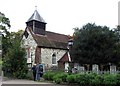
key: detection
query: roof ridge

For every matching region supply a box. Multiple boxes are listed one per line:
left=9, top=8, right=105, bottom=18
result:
left=46, top=31, right=68, bottom=36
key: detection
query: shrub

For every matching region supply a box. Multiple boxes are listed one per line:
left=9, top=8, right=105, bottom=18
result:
left=76, top=73, right=89, bottom=85
left=26, top=70, right=34, bottom=80
left=74, top=73, right=82, bottom=84
left=103, top=74, right=117, bottom=86
left=60, top=73, right=68, bottom=82
left=66, top=74, right=75, bottom=83
left=43, top=71, right=119, bottom=86
left=91, top=74, right=103, bottom=86
left=42, top=71, right=55, bottom=81
left=53, top=74, right=63, bottom=84
left=116, top=74, right=120, bottom=85
left=86, top=73, right=104, bottom=86
left=54, top=78, right=62, bottom=84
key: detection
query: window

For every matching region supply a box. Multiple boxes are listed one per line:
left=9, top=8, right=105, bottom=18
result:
left=52, top=53, right=56, bottom=64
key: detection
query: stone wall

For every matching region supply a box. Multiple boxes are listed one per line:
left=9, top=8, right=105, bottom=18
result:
left=41, top=48, right=67, bottom=68
left=22, top=28, right=37, bottom=65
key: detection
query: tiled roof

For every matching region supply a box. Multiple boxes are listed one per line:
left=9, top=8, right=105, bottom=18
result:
left=27, top=10, right=46, bottom=23
left=28, top=28, right=69, bottom=49
left=46, top=31, right=69, bottom=43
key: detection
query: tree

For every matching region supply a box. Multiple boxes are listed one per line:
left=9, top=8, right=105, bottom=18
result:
left=0, top=12, right=11, bottom=57
left=71, top=23, right=120, bottom=69
left=3, top=37, right=28, bottom=78
left=2, top=30, right=28, bottom=78
left=0, top=12, right=28, bottom=78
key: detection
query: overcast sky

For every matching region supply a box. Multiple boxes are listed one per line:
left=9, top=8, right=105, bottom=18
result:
left=0, top=0, right=119, bottom=35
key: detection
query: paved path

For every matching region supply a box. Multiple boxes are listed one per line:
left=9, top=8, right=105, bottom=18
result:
left=1, top=77, right=78, bottom=86
left=1, top=78, right=69, bottom=86
left=2, top=79, right=52, bottom=84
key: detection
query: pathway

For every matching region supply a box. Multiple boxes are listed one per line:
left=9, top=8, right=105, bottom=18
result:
left=1, top=77, right=68, bottom=86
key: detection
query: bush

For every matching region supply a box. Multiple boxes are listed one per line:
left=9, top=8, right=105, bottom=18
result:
left=53, top=74, right=62, bottom=84
left=116, top=74, right=120, bottom=85
left=85, top=73, right=104, bottom=86
left=54, top=78, right=62, bottom=84
left=103, top=74, right=117, bottom=86
left=60, top=73, right=68, bottom=82
left=66, top=74, right=75, bottom=83
left=43, top=71, right=55, bottom=81
left=90, top=74, right=103, bottom=86
left=43, top=71, right=120, bottom=86
left=26, top=70, right=33, bottom=80
left=75, top=73, right=88, bottom=85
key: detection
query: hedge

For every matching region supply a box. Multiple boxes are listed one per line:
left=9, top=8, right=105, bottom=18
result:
left=42, top=71, right=120, bottom=86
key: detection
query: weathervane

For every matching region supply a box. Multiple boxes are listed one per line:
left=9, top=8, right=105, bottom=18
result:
left=34, top=0, right=38, bottom=10
left=35, top=6, right=37, bottom=10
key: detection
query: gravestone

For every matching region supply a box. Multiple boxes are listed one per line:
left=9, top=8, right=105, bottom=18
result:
left=92, top=64, right=99, bottom=73
left=79, top=66, right=85, bottom=73
left=74, top=63, right=79, bottom=69
left=110, top=65, right=116, bottom=74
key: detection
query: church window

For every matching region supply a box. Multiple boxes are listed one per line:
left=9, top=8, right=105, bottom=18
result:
left=52, top=53, right=56, bottom=64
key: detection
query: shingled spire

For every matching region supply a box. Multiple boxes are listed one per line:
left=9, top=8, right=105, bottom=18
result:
left=26, top=10, right=47, bottom=35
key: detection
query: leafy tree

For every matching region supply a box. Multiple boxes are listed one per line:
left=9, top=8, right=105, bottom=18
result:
left=3, top=37, right=28, bottom=78
left=0, top=12, right=11, bottom=57
left=0, top=12, right=28, bottom=78
left=71, top=23, right=120, bottom=67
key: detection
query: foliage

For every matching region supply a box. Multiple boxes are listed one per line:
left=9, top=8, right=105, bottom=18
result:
left=54, top=78, right=62, bottom=84
left=75, top=73, right=88, bottom=85
left=0, top=12, right=11, bottom=34
left=90, top=74, right=103, bottom=85
left=53, top=73, right=68, bottom=84
left=66, top=74, right=75, bottom=83
left=43, top=71, right=68, bottom=84
left=71, top=23, right=120, bottom=65
left=42, top=71, right=55, bottom=81
left=0, top=12, right=11, bottom=57
left=103, top=74, right=117, bottom=86
left=3, top=38, right=28, bottom=78
left=116, top=74, right=120, bottom=85
left=53, top=74, right=63, bottom=84
left=60, top=73, right=68, bottom=82
left=0, top=12, right=27, bottom=79
left=43, top=71, right=120, bottom=86
left=26, top=70, right=33, bottom=80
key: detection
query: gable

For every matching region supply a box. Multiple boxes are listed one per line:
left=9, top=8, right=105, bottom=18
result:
left=22, top=28, right=37, bottom=47
left=58, top=52, right=71, bottom=62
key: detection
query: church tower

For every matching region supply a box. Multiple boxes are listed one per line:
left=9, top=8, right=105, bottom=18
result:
left=26, top=10, right=47, bottom=35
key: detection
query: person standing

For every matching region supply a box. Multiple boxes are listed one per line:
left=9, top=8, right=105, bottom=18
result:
left=35, top=63, right=41, bottom=81
left=32, top=64, right=36, bottom=81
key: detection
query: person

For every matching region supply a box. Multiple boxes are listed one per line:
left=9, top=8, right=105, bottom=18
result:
left=32, top=64, right=36, bottom=81
left=35, top=63, right=43, bottom=81
left=35, top=63, right=41, bottom=81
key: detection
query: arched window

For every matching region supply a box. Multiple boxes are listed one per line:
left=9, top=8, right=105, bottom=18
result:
left=52, top=53, right=56, bottom=64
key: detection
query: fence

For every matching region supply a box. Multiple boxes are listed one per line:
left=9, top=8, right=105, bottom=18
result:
left=76, top=70, right=120, bottom=74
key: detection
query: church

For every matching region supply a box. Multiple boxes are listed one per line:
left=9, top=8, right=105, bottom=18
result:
left=21, top=10, right=71, bottom=71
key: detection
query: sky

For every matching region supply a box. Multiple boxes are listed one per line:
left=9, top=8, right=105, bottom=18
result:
left=0, top=0, right=119, bottom=35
